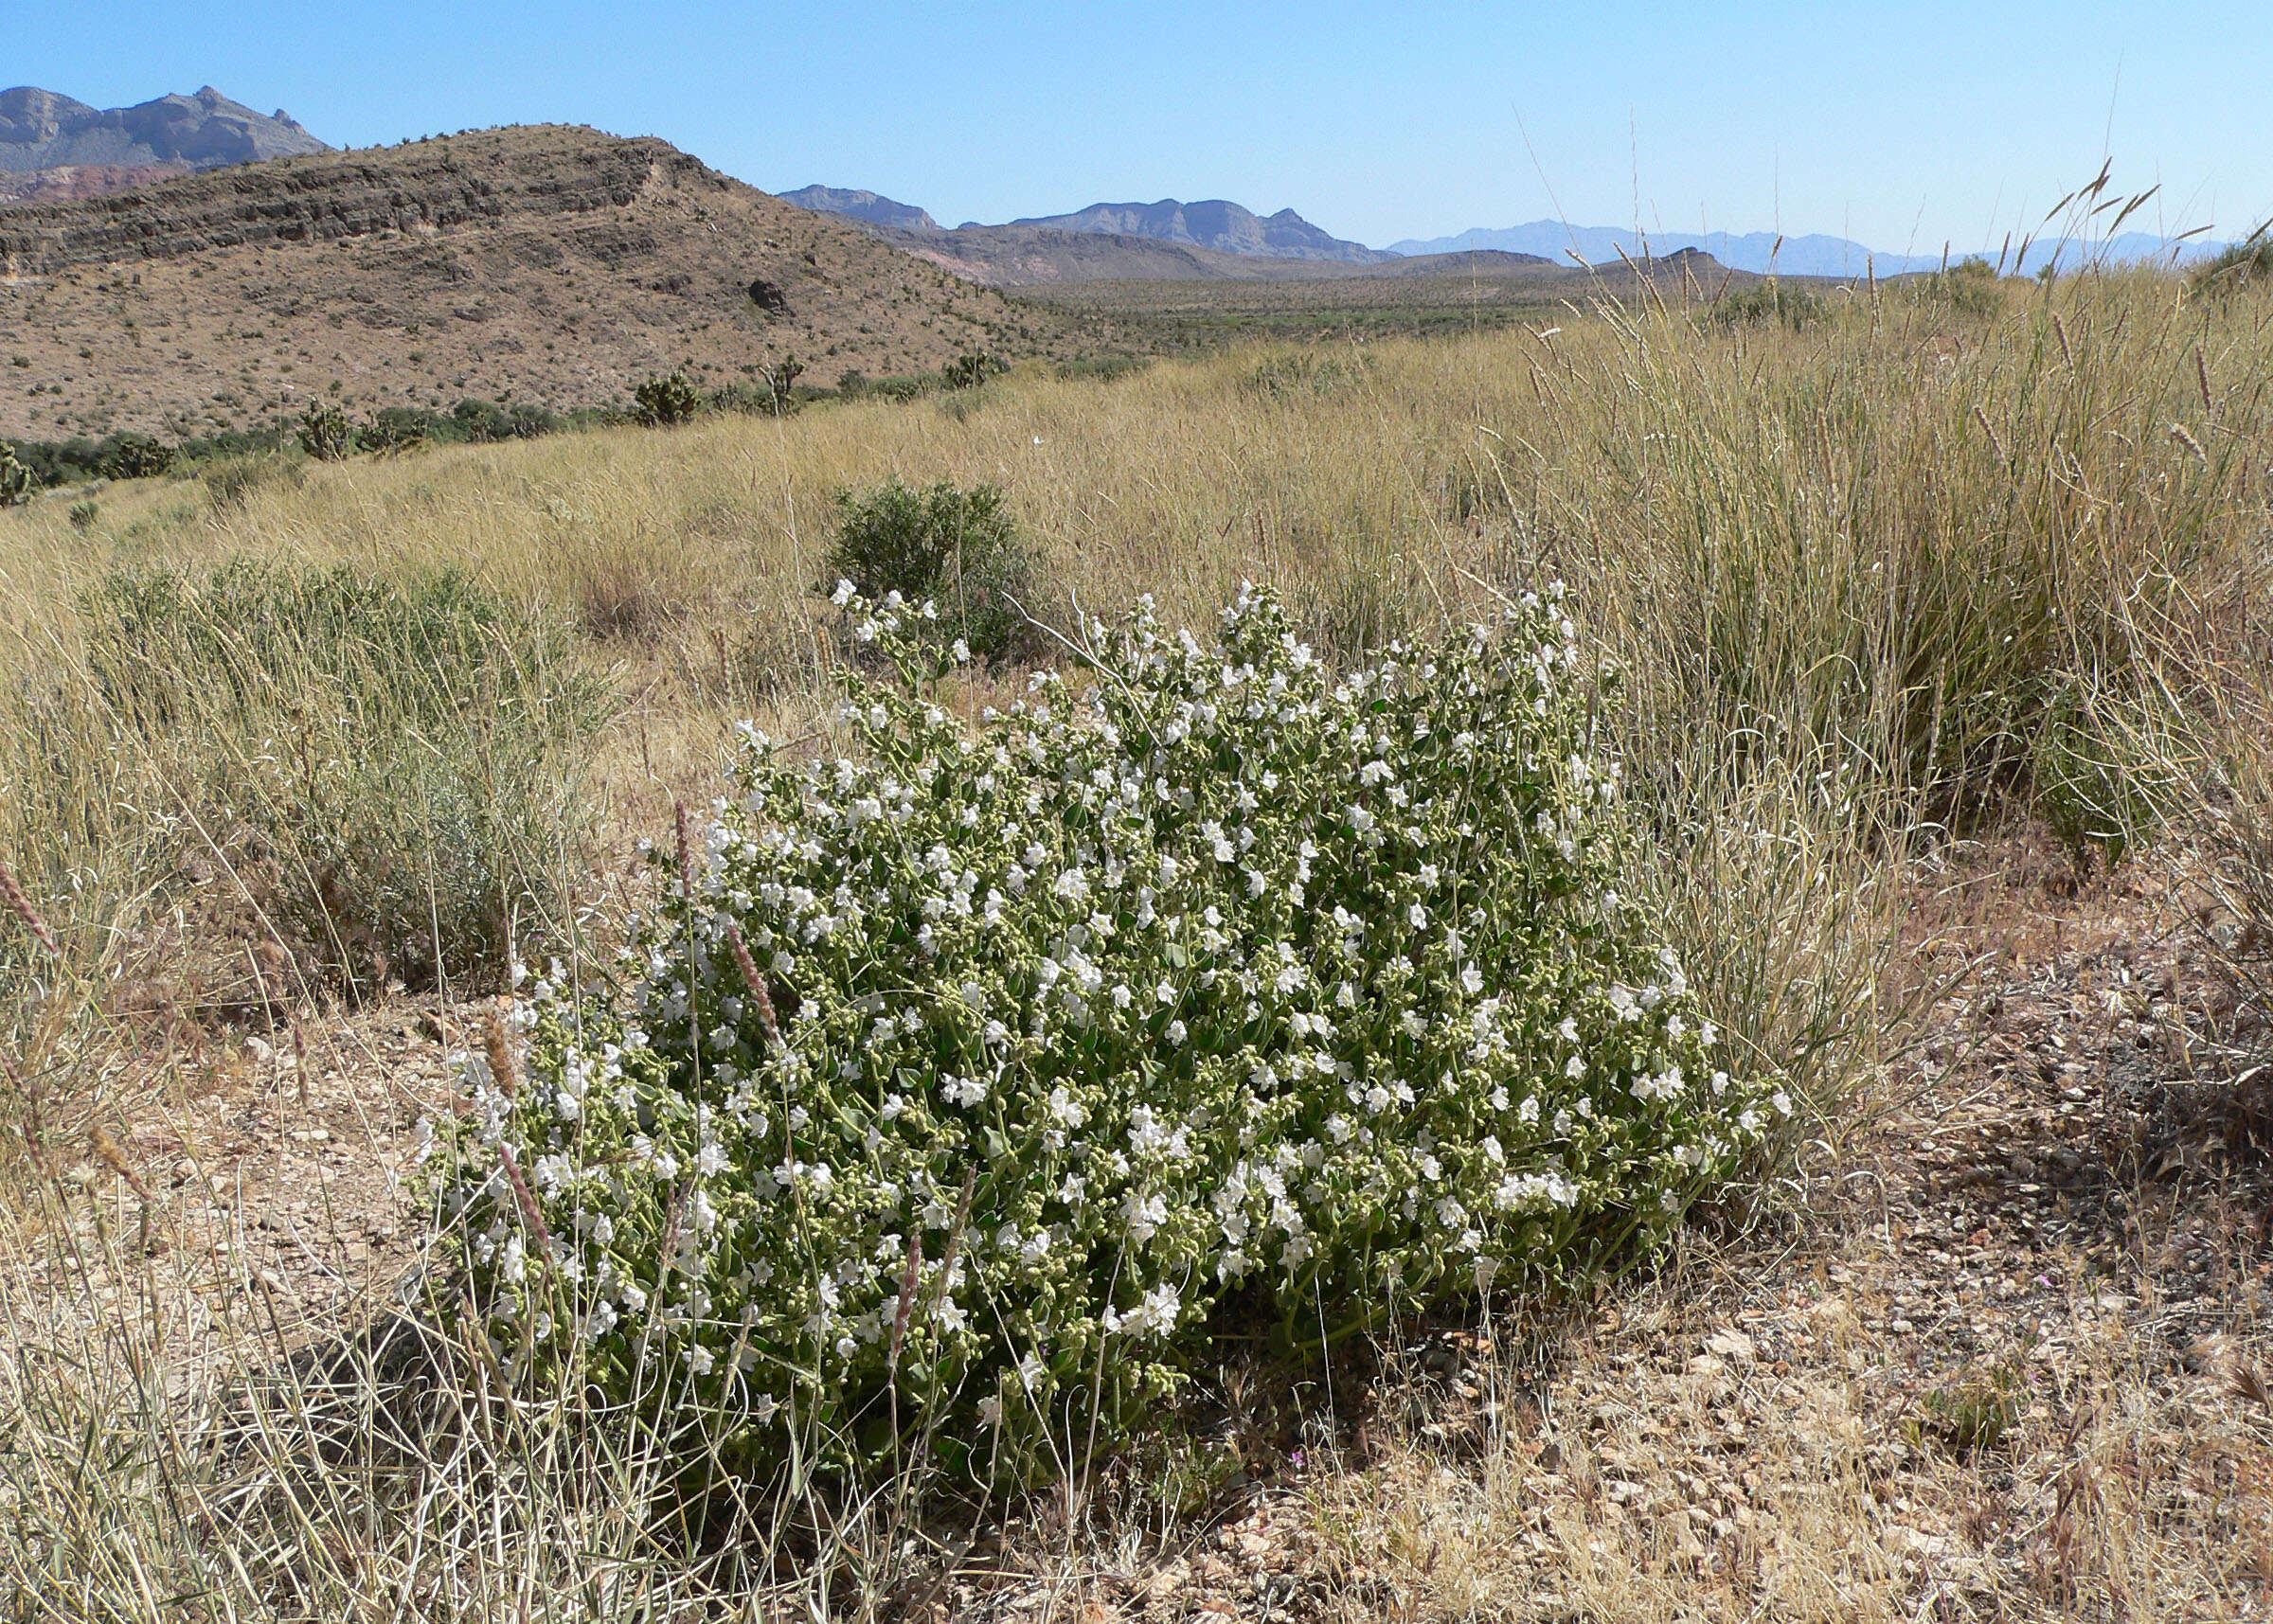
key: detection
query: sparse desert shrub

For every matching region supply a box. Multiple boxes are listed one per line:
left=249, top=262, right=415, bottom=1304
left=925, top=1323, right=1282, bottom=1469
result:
left=362, top=407, right=433, bottom=455
left=78, top=562, right=612, bottom=991
left=450, top=397, right=557, bottom=443
left=66, top=500, right=98, bottom=531
left=634, top=372, right=705, bottom=428
left=1908, top=256, right=2004, bottom=315
left=1243, top=349, right=1371, bottom=400
left=432, top=585, right=1782, bottom=1491
left=2192, top=225, right=2273, bottom=296
left=200, top=452, right=304, bottom=509
left=942, top=350, right=1010, bottom=389
left=96, top=433, right=174, bottom=481
left=1056, top=355, right=1146, bottom=384
left=296, top=401, right=353, bottom=461
left=835, top=368, right=870, bottom=397
left=1710, top=280, right=1825, bottom=330
left=824, top=476, right=1042, bottom=662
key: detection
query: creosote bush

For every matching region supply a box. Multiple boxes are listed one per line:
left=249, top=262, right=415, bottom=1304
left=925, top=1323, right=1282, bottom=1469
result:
left=432, top=584, right=1784, bottom=1490
left=824, top=476, right=1042, bottom=663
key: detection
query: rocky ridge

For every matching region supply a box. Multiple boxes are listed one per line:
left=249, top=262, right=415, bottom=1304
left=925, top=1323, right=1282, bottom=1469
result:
left=0, top=124, right=1086, bottom=439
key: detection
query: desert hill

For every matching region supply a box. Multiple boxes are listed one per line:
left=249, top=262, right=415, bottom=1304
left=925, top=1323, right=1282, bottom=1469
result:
left=0, top=125, right=1086, bottom=441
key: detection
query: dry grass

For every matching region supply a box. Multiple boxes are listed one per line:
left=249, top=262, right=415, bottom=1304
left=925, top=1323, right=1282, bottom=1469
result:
left=2, top=268, right=2270, bottom=1619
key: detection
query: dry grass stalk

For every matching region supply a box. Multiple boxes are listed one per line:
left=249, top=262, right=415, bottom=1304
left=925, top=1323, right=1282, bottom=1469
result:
left=0, top=857, right=59, bottom=956
left=725, top=920, right=779, bottom=1045
left=481, top=1003, right=521, bottom=1099
left=86, top=1124, right=148, bottom=1202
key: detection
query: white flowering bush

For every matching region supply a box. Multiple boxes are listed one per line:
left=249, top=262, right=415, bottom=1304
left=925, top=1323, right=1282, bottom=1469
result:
left=426, top=583, right=1785, bottom=1484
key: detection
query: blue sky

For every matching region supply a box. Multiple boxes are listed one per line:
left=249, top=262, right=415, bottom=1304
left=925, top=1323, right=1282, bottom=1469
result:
left=13, top=2, right=2269, bottom=253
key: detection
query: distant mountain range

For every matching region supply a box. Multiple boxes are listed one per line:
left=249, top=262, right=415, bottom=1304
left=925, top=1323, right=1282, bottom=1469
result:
left=779, top=184, right=938, bottom=231
left=1388, top=221, right=2236, bottom=277
left=785, top=184, right=2237, bottom=282
left=0, top=85, right=328, bottom=206
left=1001, top=199, right=1390, bottom=264
left=785, top=187, right=1388, bottom=265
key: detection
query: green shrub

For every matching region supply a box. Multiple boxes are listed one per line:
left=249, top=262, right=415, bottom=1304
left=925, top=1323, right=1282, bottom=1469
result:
left=1244, top=350, right=1371, bottom=399
left=2192, top=226, right=2273, bottom=296
left=200, top=452, right=304, bottom=509
left=361, top=407, right=432, bottom=455
left=66, top=500, right=98, bottom=531
left=296, top=402, right=353, bottom=461
left=97, top=433, right=173, bottom=481
left=942, top=351, right=1009, bottom=389
left=633, top=372, right=704, bottom=428
left=1711, top=280, right=1825, bottom=331
left=1909, top=257, right=2003, bottom=316
left=431, top=585, right=1782, bottom=1490
left=452, top=397, right=560, bottom=442
left=1056, top=355, right=1147, bottom=384
left=824, top=477, right=1042, bottom=663
left=79, top=562, right=613, bottom=991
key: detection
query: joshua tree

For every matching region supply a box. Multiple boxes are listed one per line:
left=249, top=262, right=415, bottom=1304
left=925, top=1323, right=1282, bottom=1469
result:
left=0, top=444, right=32, bottom=506
left=296, top=401, right=353, bottom=461
left=633, top=372, right=704, bottom=427
left=763, top=353, right=805, bottom=416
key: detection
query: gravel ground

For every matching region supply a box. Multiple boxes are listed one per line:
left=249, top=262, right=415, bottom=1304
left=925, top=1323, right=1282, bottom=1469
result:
left=15, top=838, right=2271, bottom=1621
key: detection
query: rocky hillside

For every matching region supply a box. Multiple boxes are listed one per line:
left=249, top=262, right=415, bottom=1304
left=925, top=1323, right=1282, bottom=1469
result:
left=0, top=125, right=1087, bottom=441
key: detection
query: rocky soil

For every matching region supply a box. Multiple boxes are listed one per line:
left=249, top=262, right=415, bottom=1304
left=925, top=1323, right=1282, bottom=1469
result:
left=16, top=835, right=2269, bottom=1620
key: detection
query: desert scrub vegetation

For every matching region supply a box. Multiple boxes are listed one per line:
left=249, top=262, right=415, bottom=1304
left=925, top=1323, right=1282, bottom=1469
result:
left=1, top=265, right=2271, bottom=1619
left=438, top=584, right=1783, bottom=1491
left=1, top=562, right=610, bottom=1009
left=824, top=477, right=1043, bottom=663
